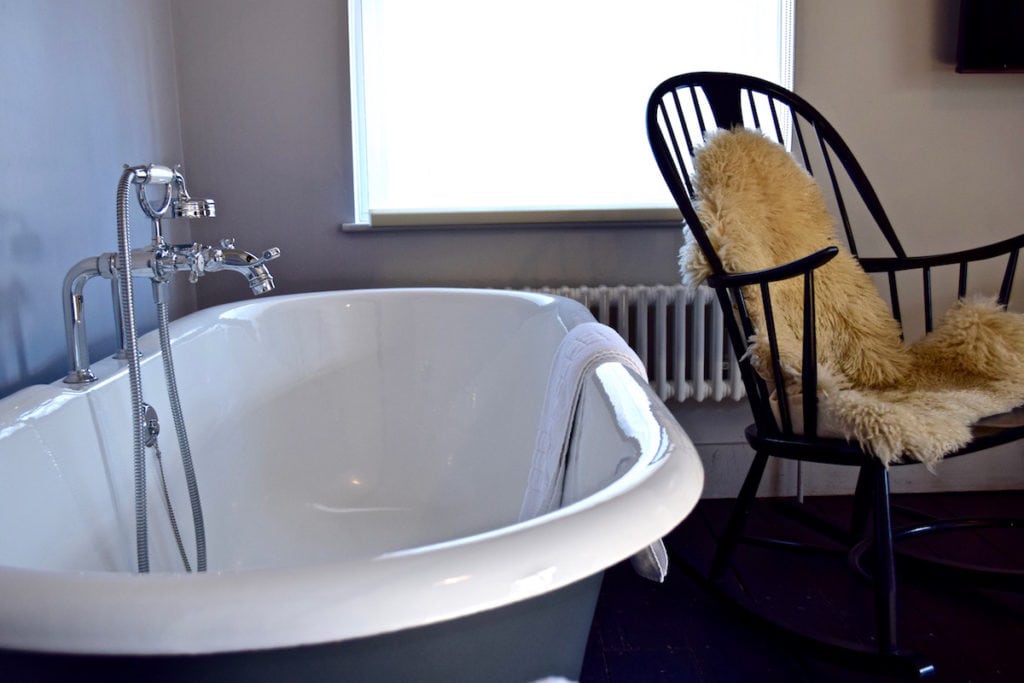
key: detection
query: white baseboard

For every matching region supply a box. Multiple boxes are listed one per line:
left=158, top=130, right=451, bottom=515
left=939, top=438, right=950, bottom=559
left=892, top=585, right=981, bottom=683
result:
left=669, top=401, right=1024, bottom=498
left=694, top=441, right=1024, bottom=499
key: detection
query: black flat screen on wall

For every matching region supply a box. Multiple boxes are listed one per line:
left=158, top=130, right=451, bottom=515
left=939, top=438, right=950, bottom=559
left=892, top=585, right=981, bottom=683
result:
left=956, top=0, right=1024, bottom=72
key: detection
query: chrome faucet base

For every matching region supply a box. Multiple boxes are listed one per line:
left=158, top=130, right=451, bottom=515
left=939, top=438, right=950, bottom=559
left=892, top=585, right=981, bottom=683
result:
left=63, top=368, right=97, bottom=385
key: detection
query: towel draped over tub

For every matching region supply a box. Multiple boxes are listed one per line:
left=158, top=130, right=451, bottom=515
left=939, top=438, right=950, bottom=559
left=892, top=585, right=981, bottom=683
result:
left=519, top=322, right=669, bottom=582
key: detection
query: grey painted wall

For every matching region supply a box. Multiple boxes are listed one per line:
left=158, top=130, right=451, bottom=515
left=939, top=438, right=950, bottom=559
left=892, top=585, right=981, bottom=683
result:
left=169, top=0, right=684, bottom=310
left=170, top=0, right=1024, bottom=495
left=170, top=1, right=1024, bottom=313
left=2, top=1, right=1022, bottom=493
left=0, top=0, right=193, bottom=398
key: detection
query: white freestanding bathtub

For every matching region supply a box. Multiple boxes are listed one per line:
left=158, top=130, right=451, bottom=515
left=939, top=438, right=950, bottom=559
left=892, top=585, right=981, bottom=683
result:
left=0, top=288, right=702, bottom=681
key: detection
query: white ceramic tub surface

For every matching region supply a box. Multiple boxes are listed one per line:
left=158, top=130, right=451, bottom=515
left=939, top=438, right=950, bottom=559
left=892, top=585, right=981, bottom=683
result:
left=0, top=288, right=703, bottom=656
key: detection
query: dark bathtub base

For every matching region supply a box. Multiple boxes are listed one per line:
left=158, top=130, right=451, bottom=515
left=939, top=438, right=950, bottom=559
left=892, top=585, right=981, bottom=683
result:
left=0, top=572, right=603, bottom=682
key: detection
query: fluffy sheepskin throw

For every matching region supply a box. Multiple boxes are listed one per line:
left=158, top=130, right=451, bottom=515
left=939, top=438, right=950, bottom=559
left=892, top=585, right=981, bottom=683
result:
left=680, top=128, right=1024, bottom=466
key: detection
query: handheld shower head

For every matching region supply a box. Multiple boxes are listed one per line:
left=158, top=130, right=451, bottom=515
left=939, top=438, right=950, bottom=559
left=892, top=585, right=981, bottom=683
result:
left=169, top=167, right=216, bottom=219
left=171, top=197, right=216, bottom=219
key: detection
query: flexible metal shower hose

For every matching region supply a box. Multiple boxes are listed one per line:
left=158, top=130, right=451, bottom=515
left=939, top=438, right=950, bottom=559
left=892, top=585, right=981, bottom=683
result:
left=153, top=440, right=191, bottom=572
left=115, top=168, right=149, bottom=573
left=117, top=166, right=208, bottom=574
left=156, top=300, right=207, bottom=572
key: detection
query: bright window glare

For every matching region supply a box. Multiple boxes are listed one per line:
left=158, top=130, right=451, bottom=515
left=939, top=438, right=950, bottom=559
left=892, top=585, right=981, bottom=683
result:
left=351, top=0, right=793, bottom=225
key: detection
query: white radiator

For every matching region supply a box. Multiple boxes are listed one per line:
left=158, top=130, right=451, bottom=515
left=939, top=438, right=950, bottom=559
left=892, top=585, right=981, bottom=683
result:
left=525, top=284, right=745, bottom=402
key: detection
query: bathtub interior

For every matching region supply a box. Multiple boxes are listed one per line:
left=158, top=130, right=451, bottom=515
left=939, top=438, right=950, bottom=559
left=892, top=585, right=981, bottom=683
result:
left=0, top=289, right=613, bottom=573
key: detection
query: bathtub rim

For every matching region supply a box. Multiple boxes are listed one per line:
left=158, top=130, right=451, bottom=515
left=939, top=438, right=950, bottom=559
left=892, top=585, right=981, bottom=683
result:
left=0, top=287, right=704, bottom=656
left=39, top=287, right=597, bottom=395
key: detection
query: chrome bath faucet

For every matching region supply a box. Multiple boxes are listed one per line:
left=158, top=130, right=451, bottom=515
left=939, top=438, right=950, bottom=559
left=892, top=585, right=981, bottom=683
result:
left=62, top=164, right=280, bottom=384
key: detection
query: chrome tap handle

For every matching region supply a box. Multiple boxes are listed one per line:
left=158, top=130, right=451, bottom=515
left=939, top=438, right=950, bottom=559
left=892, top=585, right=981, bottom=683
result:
left=155, top=242, right=207, bottom=283
left=261, top=247, right=281, bottom=263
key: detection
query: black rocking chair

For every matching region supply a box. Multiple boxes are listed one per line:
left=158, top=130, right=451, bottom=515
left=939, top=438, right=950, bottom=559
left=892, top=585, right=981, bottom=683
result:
left=646, top=71, right=1024, bottom=677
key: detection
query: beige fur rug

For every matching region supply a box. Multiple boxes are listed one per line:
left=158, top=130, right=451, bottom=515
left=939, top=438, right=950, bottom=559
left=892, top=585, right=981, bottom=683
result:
left=679, top=128, right=1024, bottom=466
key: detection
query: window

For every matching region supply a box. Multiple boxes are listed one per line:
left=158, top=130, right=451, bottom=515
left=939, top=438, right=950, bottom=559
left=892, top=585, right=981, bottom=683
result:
left=348, top=0, right=794, bottom=229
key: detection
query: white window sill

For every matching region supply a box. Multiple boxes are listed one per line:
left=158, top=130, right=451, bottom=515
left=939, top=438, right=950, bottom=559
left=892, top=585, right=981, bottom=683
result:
left=342, top=207, right=682, bottom=232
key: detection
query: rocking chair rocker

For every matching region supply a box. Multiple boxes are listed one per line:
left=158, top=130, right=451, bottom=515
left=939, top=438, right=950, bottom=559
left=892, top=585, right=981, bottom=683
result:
left=646, top=71, right=1024, bottom=677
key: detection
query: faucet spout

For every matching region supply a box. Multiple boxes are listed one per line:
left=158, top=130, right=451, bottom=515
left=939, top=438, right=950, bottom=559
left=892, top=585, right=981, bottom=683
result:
left=203, top=243, right=281, bottom=295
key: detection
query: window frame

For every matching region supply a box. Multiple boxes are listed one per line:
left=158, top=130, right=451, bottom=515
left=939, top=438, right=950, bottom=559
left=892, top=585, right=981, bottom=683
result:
left=345, top=0, right=795, bottom=232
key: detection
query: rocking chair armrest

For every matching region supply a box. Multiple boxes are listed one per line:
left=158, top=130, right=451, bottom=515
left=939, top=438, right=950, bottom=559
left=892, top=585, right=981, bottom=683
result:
left=859, top=233, right=1024, bottom=273
left=706, top=246, right=839, bottom=288
left=705, top=247, right=835, bottom=440
left=860, top=232, right=1024, bottom=330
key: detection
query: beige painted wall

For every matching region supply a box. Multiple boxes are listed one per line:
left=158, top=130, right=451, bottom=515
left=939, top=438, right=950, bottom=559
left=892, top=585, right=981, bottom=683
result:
left=687, top=0, right=1024, bottom=496
left=795, top=1, right=1023, bottom=261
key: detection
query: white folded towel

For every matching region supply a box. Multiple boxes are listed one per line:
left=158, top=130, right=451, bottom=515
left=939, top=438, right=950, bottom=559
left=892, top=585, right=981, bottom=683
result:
left=518, top=322, right=669, bottom=582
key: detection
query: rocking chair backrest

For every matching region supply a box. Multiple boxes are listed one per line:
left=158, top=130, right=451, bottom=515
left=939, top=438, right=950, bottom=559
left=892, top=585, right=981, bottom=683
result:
left=647, top=72, right=907, bottom=266
left=646, top=72, right=908, bottom=439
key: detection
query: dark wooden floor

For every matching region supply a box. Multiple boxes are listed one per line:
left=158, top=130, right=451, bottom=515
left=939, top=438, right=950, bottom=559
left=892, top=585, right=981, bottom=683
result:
left=580, top=491, right=1024, bottom=682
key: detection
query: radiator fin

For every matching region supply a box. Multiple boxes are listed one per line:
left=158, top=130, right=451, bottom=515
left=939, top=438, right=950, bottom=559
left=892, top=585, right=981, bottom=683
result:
left=524, top=285, right=744, bottom=402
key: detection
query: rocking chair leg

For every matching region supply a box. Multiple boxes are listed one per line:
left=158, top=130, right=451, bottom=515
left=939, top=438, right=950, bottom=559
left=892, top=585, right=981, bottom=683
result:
left=850, top=464, right=872, bottom=544
left=710, top=449, right=771, bottom=580
left=870, top=460, right=899, bottom=654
